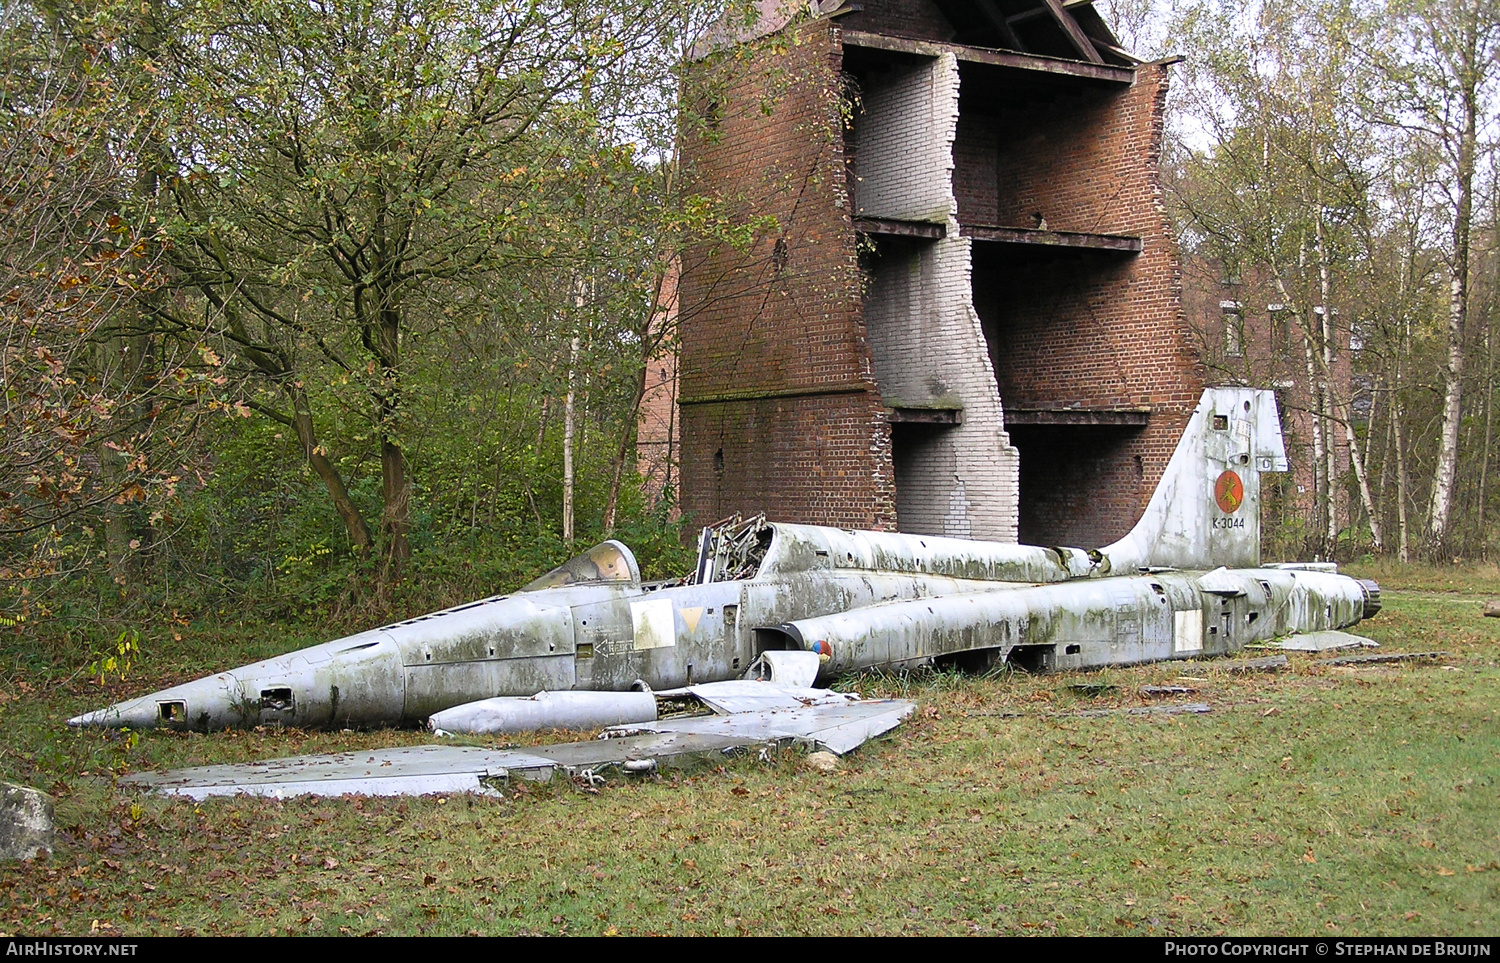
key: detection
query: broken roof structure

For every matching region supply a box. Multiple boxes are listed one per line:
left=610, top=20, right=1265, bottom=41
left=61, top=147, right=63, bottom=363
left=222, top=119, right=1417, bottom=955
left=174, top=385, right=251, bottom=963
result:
left=666, top=0, right=1203, bottom=548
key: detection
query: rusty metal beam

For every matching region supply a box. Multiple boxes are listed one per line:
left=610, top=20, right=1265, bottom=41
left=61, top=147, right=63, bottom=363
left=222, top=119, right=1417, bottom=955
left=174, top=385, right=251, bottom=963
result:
left=888, top=406, right=964, bottom=425
left=840, top=29, right=1133, bottom=85
left=1005, top=407, right=1151, bottom=426
left=854, top=216, right=947, bottom=240
left=961, top=224, right=1142, bottom=252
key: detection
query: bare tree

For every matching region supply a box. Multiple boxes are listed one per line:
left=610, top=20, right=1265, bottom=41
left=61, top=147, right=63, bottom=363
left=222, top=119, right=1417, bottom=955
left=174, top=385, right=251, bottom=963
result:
left=1363, top=0, right=1500, bottom=558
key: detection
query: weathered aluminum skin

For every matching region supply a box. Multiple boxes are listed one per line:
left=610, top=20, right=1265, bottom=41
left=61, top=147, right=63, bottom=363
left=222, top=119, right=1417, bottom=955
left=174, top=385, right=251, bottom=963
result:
left=426, top=690, right=658, bottom=735
left=123, top=696, right=916, bottom=799
left=72, top=387, right=1383, bottom=734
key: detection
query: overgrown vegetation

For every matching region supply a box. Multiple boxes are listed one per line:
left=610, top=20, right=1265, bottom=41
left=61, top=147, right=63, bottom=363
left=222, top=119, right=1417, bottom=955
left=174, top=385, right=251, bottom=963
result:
left=1, top=0, right=734, bottom=636
left=0, top=567, right=1493, bottom=935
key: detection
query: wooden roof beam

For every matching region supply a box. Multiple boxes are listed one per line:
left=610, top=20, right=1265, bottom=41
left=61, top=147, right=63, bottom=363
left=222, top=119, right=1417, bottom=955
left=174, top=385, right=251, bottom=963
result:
left=840, top=30, right=1134, bottom=85
left=973, top=0, right=1027, bottom=52
left=1039, top=0, right=1105, bottom=63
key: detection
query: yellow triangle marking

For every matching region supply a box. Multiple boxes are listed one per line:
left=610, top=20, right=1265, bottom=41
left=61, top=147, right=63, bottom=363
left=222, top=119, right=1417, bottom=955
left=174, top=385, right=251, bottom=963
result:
left=680, top=607, right=704, bottom=633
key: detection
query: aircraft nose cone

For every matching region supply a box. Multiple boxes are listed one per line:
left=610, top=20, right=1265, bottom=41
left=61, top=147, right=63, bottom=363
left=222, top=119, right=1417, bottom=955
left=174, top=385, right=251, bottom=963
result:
left=67, top=695, right=181, bottom=730
left=66, top=632, right=407, bottom=731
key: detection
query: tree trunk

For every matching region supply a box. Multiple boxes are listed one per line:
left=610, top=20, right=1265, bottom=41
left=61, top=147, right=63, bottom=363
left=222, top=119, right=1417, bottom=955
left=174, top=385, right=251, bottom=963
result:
left=1425, top=45, right=1479, bottom=560
left=365, top=294, right=410, bottom=579
left=562, top=330, right=579, bottom=543
left=1314, top=214, right=1382, bottom=553
left=602, top=359, right=649, bottom=534
left=289, top=385, right=373, bottom=555
left=1394, top=385, right=1411, bottom=563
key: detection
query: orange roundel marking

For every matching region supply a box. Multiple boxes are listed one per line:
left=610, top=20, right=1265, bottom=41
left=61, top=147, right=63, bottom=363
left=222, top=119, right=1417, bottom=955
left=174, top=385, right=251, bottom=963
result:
left=1215, top=470, right=1245, bottom=514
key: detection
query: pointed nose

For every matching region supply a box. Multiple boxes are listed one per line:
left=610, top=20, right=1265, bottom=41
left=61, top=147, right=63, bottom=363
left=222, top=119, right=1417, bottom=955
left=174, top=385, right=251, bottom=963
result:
left=67, top=632, right=406, bottom=731
left=67, top=703, right=158, bottom=729
left=67, top=672, right=243, bottom=730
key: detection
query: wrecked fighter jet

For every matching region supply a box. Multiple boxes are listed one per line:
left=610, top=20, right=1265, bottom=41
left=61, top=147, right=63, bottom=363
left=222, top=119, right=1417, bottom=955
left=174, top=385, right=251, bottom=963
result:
left=71, top=386, right=1381, bottom=734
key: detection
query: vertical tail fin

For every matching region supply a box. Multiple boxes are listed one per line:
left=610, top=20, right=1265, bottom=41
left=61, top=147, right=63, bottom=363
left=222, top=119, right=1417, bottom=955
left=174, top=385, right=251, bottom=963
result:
left=1099, top=387, right=1288, bottom=572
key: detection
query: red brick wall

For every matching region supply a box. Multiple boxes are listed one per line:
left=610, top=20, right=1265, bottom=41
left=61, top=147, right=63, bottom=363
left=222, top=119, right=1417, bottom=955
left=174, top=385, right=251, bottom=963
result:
left=970, top=65, right=1205, bottom=542
left=1008, top=424, right=1147, bottom=545
left=682, top=392, right=897, bottom=529
left=637, top=262, right=680, bottom=512
left=678, top=21, right=898, bottom=532
left=838, top=0, right=957, bottom=43
left=953, top=108, right=999, bottom=226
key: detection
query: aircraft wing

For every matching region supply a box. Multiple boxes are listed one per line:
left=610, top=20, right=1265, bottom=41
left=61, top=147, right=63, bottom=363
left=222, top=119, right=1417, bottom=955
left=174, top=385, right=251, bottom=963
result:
left=121, top=693, right=914, bottom=800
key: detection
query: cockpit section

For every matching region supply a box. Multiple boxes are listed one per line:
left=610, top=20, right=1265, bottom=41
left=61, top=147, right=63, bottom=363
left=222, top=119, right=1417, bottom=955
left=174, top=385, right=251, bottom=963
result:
left=689, top=514, right=773, bottom=584
left=520, top=540, right=641, bottom=592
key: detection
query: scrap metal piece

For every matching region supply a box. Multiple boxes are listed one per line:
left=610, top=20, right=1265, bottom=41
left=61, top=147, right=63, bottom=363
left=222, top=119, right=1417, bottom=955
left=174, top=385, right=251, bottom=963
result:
left=1139, top=685, right=1197, bottom=697
left=743, top=650, right=821, bottom=687
left=655, top=680, right=857, bottom=716
left=1315, top=651, right=1450, bottom=667
left=604, top=698, right=915, bottom=756
left=1484, top=600, right=1500, bottom=618
left=1271, top=630, right=1379, bottom=652
left=1217, top=655, right=1289, bottom=673
left=1074, top=702, right=1212, bottom=718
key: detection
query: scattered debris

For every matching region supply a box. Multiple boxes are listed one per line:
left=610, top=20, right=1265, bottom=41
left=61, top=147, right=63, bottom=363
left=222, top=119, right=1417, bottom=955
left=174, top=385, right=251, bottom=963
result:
left=1484, top=600, right=1500, bottom=618
left=1068, top=681, right=1118, bottom=695
left=1140, top=685, right=1197, bottom=697
left=1315, top=651, right=1450, bottom=668
left=1326, top=666, right=1400, bottom=682
left=0, top=783, right=54, bottom=862
left=1075, top=703, right=1213, bottom=718
left=1217, top=655, right=1289, bottom=673
left=1268, top=630, right=1379, bottom=652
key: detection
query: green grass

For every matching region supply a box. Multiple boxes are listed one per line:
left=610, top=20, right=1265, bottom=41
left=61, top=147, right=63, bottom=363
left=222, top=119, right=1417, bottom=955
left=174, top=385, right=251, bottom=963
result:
left=0, top=567, right=1496, bottom=935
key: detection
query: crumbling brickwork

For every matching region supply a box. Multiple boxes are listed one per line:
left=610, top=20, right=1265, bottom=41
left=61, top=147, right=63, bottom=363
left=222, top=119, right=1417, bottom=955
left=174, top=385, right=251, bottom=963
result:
left=966, top=64, right=1204, bottom=544
left=854, top=53, right=1020, bottom=540
left=671, top=0, right=1205, bottom=547
left=677, top=21, right=897, bottom=531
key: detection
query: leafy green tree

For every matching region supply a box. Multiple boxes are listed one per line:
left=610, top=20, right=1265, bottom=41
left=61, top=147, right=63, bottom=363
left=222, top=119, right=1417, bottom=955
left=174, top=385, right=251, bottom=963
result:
left=1361, top=0, right=1499, bottom=558
left=0, top=1, right=226, bottom=620
left=143, top=0, right=707, bottom=580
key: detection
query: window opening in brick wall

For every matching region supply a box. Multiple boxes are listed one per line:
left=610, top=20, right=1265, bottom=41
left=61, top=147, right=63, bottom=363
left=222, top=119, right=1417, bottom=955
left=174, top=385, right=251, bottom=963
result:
left=1268, top=303, right=1290, bottom=354
left=1220, top=300, right=1244, bottom=358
